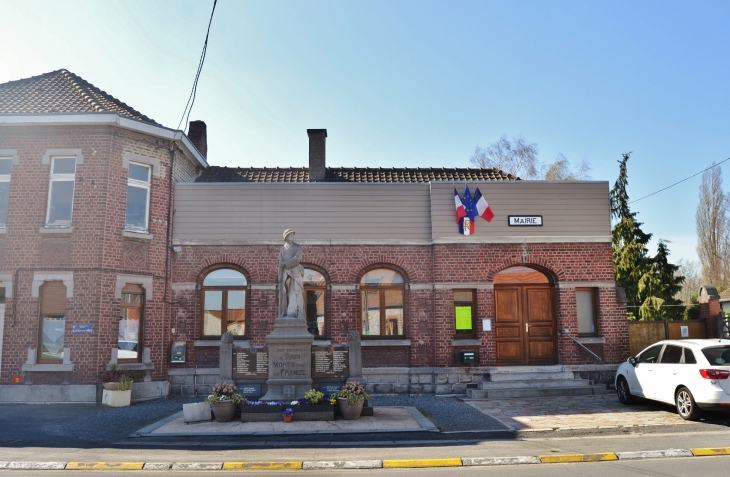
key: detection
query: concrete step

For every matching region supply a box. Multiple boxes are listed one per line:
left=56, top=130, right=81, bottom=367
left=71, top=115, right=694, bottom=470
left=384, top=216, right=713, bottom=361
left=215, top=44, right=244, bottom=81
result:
left=466, top=385, right=605, bottom=399
left=478, top=379, right=591, bottom=390
left=490, top=365, right=565, bottom=373
left=487, top=371, right=576, bottom=382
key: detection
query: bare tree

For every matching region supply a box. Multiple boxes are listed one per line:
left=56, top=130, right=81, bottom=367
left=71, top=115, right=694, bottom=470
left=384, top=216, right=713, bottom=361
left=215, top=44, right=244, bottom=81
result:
left=470, top=135, right=590, bottom=180
left=696, top=164, right=730, bottom=288
left=675, top=258, right=701, bottom=304
left=469, top=135, right=540, bottom=179
left=543, top=153, right=592, bottom=181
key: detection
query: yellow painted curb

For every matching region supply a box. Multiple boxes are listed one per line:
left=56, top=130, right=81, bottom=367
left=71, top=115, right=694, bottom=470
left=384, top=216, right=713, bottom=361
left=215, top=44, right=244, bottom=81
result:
left=540, top=453, right=618, bottom=463
left=65, top=462, right=145, bottom=470
left=223, top=462, right=303, bottom=470
left=691, top=448, right=730, bottom=456
left=383, top=458, right=462, bottom=468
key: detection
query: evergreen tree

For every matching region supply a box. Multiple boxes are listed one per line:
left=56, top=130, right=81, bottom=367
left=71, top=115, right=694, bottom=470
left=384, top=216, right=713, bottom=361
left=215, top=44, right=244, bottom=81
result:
left=637, top=240, right=685, bottom=320
left=610, top=153, right=685, bottom=320
left=610, top=153, right=652, bottom=318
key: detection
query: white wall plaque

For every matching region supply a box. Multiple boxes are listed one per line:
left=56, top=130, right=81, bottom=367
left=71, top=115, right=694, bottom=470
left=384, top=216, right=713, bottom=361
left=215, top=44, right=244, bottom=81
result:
left=508, top=215, right=543, bottom=226
left=482, top=318, right=492, bottom=332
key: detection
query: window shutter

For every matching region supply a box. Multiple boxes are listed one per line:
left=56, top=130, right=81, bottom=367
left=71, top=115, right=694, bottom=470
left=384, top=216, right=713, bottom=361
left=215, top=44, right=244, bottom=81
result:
left=122, top=283, right=144, bottom=294
left=40, top=281, right=67, bottom=315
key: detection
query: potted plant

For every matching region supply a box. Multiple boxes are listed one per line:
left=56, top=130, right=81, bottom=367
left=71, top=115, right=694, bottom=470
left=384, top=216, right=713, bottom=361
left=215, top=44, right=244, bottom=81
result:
left=336, top=381, right=370, bottom=420
left=206, top=382, right=244, bottom=422
left=282, top=407, right=294, bottom=423
left=99, top=365, right=133, bottom=407
left=99, top=364, right=133, bottom=391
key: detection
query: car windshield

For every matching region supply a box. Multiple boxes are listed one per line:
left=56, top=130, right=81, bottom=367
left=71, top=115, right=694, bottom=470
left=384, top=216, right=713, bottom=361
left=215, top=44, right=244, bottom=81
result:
left=701, top=346, right=730, bottom=366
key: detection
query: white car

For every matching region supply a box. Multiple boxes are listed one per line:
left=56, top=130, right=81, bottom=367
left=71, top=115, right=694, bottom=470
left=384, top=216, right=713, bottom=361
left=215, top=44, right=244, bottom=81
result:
left=615, top=339, right=730, bottom=420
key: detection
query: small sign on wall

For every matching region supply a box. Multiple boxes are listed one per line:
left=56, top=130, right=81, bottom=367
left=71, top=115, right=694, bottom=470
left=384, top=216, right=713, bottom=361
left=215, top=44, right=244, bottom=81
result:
left=482, top=318, right=492, bottom=332
left=11, top=375, right=23, bottom=384
left=508, top=215, right=543, bottom=226
left=681, top=325, right=689, bottom=338
left=72, top=324, right=93, bottom=334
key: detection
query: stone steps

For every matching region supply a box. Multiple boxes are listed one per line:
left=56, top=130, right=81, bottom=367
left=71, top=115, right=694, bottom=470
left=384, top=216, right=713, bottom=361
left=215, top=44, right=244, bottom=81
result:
left=466, top=385, right=606, bottom=399
left=465, top=366, right=607, bottom=399
left=487, top=371, right=576, bottom=382
left=477, top=379, right=591, bottom=390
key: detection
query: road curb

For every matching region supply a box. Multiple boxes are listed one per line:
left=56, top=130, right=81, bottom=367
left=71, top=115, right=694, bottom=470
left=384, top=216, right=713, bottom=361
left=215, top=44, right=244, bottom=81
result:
left=1, top=448, right=729, bottom=471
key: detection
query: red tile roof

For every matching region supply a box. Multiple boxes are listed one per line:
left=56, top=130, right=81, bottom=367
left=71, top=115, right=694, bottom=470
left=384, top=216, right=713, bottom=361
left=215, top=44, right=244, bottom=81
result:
left=0, top=69, right=156, bottom=124
left=196, top=166, right=519, bottom=183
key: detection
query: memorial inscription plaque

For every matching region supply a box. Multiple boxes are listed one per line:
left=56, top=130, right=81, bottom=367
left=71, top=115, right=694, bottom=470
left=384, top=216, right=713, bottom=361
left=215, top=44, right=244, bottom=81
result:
left=311, top=347, right=349, bottom=379
left=233, top=348, right=269, bottom=379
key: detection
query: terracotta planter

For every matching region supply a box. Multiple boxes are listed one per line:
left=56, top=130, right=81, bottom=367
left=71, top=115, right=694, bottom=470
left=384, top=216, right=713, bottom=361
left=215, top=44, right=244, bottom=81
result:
left=283, top=414, right=293, bottom=423
left=211, top=401, right=237, bottom=422
left=337, top=397, right=364, bottom=420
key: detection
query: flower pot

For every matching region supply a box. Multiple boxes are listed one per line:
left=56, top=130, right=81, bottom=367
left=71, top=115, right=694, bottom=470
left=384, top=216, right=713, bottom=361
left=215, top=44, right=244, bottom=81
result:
left=102, top=382, right=120, bottom=391
left=283, top=414, right=293, bottom=423
left=211, top=401, right=237, bottom=422
left=337, top=397, right=364, bottom=420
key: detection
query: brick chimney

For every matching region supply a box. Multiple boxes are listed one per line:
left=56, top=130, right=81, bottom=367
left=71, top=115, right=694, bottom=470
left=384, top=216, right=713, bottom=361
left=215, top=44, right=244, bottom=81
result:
left=187, top=120, right=207, bottom=159
left=307, top=129, right=327, bottom=182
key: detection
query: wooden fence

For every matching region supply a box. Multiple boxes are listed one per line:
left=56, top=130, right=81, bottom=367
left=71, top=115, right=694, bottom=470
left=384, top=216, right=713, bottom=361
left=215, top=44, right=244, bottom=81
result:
left=628, top=320, right=707, bottom=356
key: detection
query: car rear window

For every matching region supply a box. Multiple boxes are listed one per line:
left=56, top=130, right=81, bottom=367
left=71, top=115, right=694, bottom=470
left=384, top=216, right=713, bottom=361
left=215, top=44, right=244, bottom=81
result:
left=684, top=349, right=697, bottom=364
left=701, top=346, right=730, bottom=366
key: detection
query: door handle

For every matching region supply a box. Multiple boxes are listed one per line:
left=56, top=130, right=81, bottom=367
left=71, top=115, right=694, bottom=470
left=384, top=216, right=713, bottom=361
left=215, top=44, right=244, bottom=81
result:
left=525, top=323, right=529, bottom=333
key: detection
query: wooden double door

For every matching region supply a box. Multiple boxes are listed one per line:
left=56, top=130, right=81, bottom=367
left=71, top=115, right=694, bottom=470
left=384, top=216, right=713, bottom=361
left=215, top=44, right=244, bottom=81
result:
left=494, top=284, right=557, bottom=365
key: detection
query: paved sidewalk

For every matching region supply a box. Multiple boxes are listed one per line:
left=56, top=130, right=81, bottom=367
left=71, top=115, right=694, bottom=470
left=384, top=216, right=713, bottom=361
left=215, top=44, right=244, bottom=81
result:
left=138, top=406, right=438, bottom=437
left=465, top=394, right=692, bottom=431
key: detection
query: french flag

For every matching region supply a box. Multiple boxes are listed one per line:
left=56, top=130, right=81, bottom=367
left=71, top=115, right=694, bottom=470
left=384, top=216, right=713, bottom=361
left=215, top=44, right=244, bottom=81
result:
left=454, top=188, right=466, bottom=223
left=474, top=187, right=495, bottom=222
left=459, top=185, right=477, bottom=236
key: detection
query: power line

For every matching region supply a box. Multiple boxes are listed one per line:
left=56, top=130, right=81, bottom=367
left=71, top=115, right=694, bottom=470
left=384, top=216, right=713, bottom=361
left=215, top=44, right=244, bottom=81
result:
left=177, top=0, right=218, bottom=131
left=629, top=157, right=730, bottom=204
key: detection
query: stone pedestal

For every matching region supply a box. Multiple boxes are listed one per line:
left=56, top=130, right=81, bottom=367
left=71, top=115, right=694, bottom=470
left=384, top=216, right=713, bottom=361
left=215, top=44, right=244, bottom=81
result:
left=260, top=316, right=314, bottom=401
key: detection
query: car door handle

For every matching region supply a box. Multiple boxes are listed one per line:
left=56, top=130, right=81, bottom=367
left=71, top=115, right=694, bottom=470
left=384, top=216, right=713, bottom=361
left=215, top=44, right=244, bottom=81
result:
left=672, top=372, right=678, bottom=375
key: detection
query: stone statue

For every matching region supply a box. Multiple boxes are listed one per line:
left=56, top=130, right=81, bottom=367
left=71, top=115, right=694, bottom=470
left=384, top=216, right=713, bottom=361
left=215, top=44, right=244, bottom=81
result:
left=278, top=229, right=304, bottom=319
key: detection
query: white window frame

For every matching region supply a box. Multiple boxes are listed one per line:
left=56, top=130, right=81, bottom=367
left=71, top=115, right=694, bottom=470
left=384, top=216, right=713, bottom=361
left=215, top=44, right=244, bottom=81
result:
left=0, top=157, right=12, bottom=229
left=124, top=162, right=152, bottom=234
left=45, top=156, right=76, bottom=228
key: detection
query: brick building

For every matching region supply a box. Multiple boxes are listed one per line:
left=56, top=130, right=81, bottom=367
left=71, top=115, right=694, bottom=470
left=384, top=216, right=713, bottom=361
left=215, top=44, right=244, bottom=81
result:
left=0, top=70, right=628, bottom=402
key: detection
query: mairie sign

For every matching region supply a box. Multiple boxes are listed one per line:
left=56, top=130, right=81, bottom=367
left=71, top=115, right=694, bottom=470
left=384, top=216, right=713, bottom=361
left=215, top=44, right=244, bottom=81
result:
left=508, top=215, right=542, bottom=226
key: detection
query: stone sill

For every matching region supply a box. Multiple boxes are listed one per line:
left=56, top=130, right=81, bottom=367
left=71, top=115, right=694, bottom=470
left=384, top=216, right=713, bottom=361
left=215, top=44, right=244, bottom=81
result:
left=361, top=339, right=411, bottom=347
left=312, top=340, right=333, bottom=347
left=112, top=363, right=154, bottom=372
left=21, top=363, right=73, bottom=372
left=451, top=339, right=481, bottom=346
left=122, top=230, right=153, bottom=241
left=39, top=227, right=73, bottom=234
left=195, top=340, right=250, bottom=347
left=0, top=228, right=5, bottom=235
left=576, top=337, right=606, bottom=344
left=168, top=368, right=219, bottom=376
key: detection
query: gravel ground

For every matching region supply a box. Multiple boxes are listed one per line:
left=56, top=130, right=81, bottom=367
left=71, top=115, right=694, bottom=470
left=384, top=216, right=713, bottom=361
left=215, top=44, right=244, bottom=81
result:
left=0, top=394, right=506, bottom=446
left=369, top=394, right=508, bottom=432
left=0, top=396, right=199, bottom=446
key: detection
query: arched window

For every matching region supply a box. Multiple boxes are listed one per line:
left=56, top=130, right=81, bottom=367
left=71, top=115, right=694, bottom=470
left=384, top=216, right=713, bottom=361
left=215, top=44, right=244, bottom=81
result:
left=304, top=268, right=327, bottom=338
left=201, top=268, right=247, bottom=338
left=360, top=268, right=405, bottom=337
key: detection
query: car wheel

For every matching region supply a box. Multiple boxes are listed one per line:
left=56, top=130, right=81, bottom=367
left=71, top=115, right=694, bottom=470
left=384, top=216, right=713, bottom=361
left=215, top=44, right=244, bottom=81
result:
left=616, top=376, right=636, bottom=404
left=675, top=386, right=702, bottom=421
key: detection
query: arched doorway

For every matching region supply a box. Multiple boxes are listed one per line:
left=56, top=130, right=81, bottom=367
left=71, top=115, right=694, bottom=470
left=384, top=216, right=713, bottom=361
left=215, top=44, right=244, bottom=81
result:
left=494, top=266, right=557, bottom=365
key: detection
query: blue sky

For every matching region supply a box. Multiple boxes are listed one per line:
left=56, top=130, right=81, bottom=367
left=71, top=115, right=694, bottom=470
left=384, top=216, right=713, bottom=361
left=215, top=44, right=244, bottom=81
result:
left=2, top=0, right=729, bottom=263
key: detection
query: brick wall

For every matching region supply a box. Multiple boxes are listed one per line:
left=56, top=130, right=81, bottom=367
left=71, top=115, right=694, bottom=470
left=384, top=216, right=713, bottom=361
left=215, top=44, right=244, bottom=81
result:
left=170, top=241, right=628, bottom=370
left=0, top=125, right=198, bottom=384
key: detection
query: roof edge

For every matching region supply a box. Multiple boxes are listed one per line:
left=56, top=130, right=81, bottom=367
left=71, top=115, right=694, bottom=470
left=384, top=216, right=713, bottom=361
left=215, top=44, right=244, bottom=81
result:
left=0, top=113, right=208, bottom=168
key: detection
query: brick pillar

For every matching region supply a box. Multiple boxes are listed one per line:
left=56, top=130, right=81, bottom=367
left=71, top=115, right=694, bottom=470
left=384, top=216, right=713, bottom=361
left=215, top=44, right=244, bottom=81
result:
left=698, top=285, right=721, bottom=338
